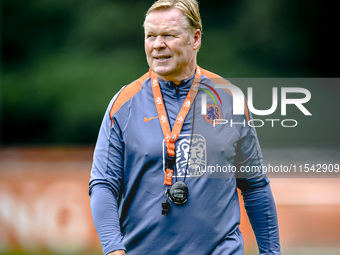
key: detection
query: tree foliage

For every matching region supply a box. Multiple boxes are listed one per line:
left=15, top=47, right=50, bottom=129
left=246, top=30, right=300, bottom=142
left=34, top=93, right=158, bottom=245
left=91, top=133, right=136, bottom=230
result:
left=1, top=0, right=338, bottom=145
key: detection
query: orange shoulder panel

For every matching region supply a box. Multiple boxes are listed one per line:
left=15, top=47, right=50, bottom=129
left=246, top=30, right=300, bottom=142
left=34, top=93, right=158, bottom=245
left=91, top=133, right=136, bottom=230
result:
left=200, top=67, right=250, bottom=122
left=109, top=72, right=150, bottom=126
left=200, top=68, right=223, bottom=79
left=243, top=99, right=250, bottom=122
left=200, top=67, right=233, bottom=96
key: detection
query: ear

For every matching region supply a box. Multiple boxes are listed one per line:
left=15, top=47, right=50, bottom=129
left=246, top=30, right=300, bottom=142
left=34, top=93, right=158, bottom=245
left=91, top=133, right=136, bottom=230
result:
left=193, top=29, right=201, bottom=51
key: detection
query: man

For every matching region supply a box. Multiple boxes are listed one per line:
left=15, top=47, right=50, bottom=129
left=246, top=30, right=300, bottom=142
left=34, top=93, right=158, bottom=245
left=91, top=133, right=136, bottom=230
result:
left=89, top=0, right=281, bottom=254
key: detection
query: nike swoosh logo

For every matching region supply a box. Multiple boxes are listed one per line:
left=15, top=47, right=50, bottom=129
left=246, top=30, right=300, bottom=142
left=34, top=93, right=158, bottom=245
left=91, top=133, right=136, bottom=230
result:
left=144, top=115, right=158, bottom=122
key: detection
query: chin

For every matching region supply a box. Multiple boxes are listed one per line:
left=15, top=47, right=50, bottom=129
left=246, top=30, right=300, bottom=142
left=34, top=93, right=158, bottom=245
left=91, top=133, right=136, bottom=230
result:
left=152, top=66, right=174, bottom=77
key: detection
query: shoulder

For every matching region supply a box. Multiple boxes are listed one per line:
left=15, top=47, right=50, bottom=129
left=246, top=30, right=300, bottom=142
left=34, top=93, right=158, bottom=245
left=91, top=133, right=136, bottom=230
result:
left=199, top=67, right=233, bottom=97
left=199, top=67, right=250, bottom=122
left=109, top=71, right=150, bottom=122
left=200, top=68, right=223, bottom=79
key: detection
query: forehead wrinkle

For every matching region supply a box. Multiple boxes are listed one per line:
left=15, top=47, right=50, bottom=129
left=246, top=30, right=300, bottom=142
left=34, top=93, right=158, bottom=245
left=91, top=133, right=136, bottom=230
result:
left=144, top=10, right=185, bottom=33
left=145, top=24, right=180, bottom=35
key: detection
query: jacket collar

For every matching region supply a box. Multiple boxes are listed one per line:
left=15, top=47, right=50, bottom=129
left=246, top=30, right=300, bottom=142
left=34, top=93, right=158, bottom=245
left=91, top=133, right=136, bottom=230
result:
left=157, top=73, right=195, bottom=97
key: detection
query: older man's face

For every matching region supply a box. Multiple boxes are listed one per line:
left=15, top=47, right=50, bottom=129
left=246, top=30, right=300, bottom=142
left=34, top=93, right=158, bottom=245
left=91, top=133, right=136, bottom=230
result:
left=144, top=8, right=200, bottom=83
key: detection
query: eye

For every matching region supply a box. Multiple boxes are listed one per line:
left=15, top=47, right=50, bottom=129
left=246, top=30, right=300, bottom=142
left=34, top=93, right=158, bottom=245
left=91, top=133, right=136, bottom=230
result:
left=146, top=34, right=155, bottom=39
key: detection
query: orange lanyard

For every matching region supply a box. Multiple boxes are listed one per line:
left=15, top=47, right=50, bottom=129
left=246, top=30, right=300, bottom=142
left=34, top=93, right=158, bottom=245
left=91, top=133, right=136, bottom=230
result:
left=151, top=66, right=202, bottom=186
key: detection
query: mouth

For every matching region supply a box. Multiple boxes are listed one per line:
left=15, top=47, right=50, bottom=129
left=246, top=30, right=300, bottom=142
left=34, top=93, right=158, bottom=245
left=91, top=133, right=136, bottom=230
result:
left=154, top=56, right=171, bottom=61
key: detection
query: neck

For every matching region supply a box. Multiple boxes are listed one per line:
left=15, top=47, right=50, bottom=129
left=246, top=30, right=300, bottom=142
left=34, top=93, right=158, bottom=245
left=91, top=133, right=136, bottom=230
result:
left=158, top=65, right=197, bottom=85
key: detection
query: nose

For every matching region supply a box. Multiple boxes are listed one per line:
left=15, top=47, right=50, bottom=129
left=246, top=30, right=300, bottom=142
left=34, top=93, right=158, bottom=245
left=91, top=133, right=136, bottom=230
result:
left=153, top=35, right=166, bottom=50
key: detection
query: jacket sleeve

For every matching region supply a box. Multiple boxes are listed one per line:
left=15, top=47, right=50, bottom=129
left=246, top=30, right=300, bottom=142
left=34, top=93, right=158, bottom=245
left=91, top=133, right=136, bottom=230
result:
left=242, top=183, right=281, bottom=255
left=89, top=90, right=127, bottom=254
left=234, top=104, right=281, bottom=254
left=90, top=185, right=126, bottom=254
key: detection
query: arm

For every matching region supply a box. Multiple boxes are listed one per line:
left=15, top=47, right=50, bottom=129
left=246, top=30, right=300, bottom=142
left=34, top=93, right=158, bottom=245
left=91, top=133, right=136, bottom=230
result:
left=234, top=104, right=281, bottom=254
left=90, top=185, right=126, bottom=255
left=242, top=183, right=281, bottom=255
left=89, top=91, right=127, bottom=254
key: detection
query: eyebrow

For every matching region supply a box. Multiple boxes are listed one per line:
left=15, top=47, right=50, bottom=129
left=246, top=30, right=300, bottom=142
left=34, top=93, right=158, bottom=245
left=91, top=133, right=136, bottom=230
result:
left=145, top=27, right=180, bottom=34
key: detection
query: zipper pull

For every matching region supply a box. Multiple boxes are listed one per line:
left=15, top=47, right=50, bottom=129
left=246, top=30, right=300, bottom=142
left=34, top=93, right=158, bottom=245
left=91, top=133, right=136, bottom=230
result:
left=175, top=86, right=179, bottom=95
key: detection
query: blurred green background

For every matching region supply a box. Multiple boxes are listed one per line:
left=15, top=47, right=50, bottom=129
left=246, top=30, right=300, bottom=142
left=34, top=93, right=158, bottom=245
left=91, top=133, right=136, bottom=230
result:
left=1, top=0, right=339, bottom=146
left=1, top=2, right=340, bottom=255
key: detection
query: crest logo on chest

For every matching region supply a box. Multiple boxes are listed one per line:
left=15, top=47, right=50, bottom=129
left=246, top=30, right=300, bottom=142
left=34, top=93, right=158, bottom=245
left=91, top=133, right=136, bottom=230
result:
left=163, top=134, right=207, bottom=178
left=203, top=103, right=222, bottom=126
